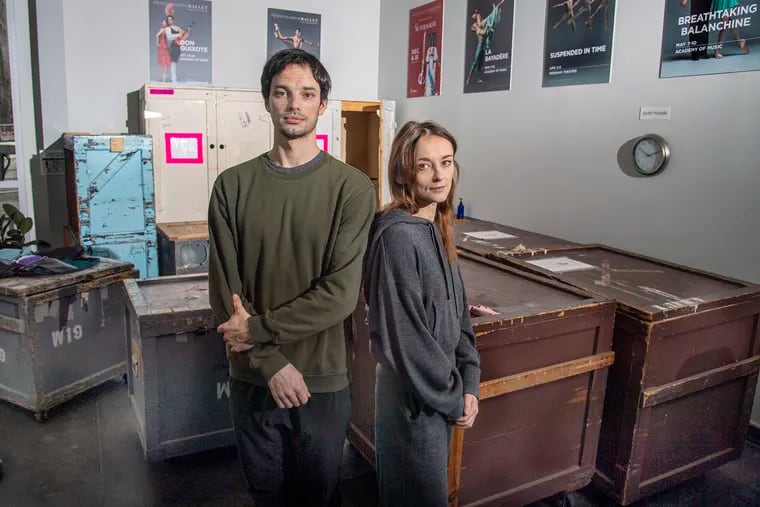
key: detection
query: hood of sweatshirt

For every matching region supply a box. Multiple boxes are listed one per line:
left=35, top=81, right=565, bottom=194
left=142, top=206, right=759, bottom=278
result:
left=361, top=209, right=450, bottom=301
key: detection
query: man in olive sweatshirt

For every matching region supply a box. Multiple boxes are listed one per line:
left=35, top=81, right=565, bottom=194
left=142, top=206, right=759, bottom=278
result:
left=208, top=49, right=376, bottom=507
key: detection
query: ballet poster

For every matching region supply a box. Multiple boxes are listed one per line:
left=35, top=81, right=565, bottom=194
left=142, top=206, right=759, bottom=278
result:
left=464, top=0, right=514, bottom=93
left=267, top=8, right=321, bottom=59
left=660, top=1, right=760, bottom=78
left=408, top=0, right=444, bottom=98
left=149, top=1, right=212, bottom=84
left=542, top=0, right=617, bottom=88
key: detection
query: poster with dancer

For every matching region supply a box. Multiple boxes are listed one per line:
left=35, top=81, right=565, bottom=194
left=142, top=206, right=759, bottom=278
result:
left=464, top=0, right=514, bottom=93
left=149, top=1, right=212, bottom=84
left=267, top=8, right=321, bottom=59
left=408, top=0, right=444, bottom=98
left=542, top=0, right=617, bottom=88
left=660, top=1, right=758, bottom=78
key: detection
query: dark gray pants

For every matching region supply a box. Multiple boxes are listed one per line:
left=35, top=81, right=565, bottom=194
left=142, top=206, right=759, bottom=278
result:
left=229, top=378, right=351, bottom=507
left=375, top=364, right=452, bottom=507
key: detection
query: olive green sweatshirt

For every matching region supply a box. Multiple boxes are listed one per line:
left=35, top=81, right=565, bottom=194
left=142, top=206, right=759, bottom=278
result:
left=208, top=152, right=376, bottom=392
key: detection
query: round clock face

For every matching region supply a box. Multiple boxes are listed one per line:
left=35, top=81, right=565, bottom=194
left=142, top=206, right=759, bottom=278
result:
left=633, top=136, right=669, bottom=176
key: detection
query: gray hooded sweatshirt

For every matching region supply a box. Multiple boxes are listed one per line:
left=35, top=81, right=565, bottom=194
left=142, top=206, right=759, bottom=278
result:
left=361, top=209, right=481, bottom=420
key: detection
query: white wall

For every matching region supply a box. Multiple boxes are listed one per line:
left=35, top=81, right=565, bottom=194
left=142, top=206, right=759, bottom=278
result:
left=36, top=0, right=381, bottom=146
left=379, top=0, right=760, bottom=426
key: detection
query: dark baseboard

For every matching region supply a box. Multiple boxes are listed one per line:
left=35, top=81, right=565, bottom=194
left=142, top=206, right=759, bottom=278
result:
left=749, top=423, right=760, bottom=446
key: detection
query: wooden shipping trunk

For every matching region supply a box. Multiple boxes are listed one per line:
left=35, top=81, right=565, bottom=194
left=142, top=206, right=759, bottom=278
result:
left=348, top=252, right=616, bottom=506
left=157, top=221, right=210, bottom=275
left=481, top=244, right=760, bottom=504
left=123, top=274, right=234, bottom=461
left=0, top=259, right=136, bottom=419
left=455, top=217, right=580, bottom=259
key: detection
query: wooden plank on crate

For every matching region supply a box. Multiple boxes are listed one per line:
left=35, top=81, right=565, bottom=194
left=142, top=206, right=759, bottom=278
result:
left=447, top=428, right=466, bottom=507
left=341, top=100, right=380, bottom=113
left=640, top=355, right=760, bottom=408
left=479, top=352, right=615, bottom=400
left=158, top=221, right=208, bottom=241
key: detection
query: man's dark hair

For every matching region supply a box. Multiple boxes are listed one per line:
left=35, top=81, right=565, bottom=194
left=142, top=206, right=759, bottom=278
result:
left=260, top=49, right=331, bottom=103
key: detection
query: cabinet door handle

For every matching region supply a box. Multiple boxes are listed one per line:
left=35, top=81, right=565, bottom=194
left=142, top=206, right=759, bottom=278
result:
left=219, top=144, right=225, bottom=150
left=209, top=144, right=215, bottom=149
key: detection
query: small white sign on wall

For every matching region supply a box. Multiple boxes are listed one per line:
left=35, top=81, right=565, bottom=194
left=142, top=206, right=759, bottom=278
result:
left=639, top=106, right=671, bottom=121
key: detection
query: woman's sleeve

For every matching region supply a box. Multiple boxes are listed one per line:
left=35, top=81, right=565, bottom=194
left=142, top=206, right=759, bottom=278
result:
left=454, top=263, right=481, bottom=399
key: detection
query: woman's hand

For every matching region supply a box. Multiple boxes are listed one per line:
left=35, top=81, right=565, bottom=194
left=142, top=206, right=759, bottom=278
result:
left=469, top=304, right=499, bottom=317
left=454, top=394, right=479, bottom=428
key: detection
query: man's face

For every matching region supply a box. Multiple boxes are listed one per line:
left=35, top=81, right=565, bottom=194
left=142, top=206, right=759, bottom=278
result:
left=167, top=16, right=174, bottom=26
left=295, top=29, right=301, bottom=36
left=266, top=64, right=326, bottom=140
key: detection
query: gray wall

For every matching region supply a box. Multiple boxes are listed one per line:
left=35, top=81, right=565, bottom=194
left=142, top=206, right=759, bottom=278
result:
left=36, top=0, right=381, bottom=146
left=379, top=0, right=760, bottom=426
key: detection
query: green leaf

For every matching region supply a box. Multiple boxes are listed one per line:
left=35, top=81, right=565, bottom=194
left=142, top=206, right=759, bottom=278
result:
left=18, top=217, right=32, bottom=235
left=2, top=203, right=23, bottom=225
left=2, top=203, right=19, bottom=216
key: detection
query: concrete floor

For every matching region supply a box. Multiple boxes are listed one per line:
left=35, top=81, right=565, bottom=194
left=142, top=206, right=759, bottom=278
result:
left=0, top=379, right=758, bottom=507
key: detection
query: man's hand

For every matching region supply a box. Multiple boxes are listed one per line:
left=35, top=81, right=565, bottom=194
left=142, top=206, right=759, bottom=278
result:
left=217, top=294, right=254, bottom=352
left=268, top=363, right=311, bottom=409
left=454, top=393, right=479, bottom=429
left=681, top=0, right=688, bottom=7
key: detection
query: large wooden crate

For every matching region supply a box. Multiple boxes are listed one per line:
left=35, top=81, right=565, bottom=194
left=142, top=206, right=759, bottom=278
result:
left=0, top=259, right=136, bottom=420
left=64, top=134, right=159, bottom=278
left=455, top=217, right=580, bottom=259
left=484, top=245, right=760, bottom=504
left=123, top=274, right=234, bottom=461
left=157, top=221, right=209, bottom=275
left=349, top=252, right=616, bottom=506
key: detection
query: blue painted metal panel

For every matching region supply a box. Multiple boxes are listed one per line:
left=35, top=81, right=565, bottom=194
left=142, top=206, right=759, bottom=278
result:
left=69, top=135, right=158, bottom=277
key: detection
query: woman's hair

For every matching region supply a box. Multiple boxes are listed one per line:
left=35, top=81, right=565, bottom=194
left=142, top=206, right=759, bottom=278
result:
left=385, top=120, right=460, bottom=262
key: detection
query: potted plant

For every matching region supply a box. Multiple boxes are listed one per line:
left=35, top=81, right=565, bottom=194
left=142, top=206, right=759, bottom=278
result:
left=0, top=203, right=49, bottom=250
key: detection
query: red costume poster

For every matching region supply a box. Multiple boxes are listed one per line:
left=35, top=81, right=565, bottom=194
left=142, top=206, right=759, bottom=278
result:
left=149, top=1, right=212, bottom=84
left=408, top=0, right=444, bottom=98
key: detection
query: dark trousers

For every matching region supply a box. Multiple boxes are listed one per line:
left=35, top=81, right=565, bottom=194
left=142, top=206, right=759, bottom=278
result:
left=229, top=378, right=351, bottom=507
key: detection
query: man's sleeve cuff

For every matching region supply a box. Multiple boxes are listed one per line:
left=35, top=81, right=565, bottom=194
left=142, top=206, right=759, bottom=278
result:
left=248, top=314, right=274, bottom=344
left=252, top=350, right=290, bottom=380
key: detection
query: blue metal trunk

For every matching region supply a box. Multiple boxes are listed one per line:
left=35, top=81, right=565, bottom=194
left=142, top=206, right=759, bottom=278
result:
left=65, top=135, right=158, bottom=278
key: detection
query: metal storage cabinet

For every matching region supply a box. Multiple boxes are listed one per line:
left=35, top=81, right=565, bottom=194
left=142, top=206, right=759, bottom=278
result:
left=124, top=274, right=234, bottom=461
left=127, top=84, right=273, bottom=224
left=64, top=134, right=158, bottom=278
left=0, top=259, right=136, bottom=420
left=349, top=252, right=616, bottom=506
left=157, top=221, right=209, bottom=275
left=486, top=245, right=760, bottom=505
left=127, top=85, right=397, bottom=221
left=455, top=217, right=580, bottom=259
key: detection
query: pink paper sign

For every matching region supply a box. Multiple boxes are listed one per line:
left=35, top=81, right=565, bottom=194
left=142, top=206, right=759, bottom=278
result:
left=165, top=133, right=204, bottom=164
left=316, top=134, right=329, bottom=153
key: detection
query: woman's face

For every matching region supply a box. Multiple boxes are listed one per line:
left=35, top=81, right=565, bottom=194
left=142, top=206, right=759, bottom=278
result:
left=412, top=135, right=455, bottom=208
left=161, top=20, right=167, bottom=28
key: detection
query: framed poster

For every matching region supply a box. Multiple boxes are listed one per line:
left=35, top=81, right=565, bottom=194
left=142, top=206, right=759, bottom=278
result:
left=408, top=0, right=444, bottom=97
left=464, top=0, right=514, bottom=93
left=267, top=8, right=321, bottom=58
left=542, top=0, right=617, bottom=88
left=149, top=1, right=212, bottom=84
left=660, top=1, right=758, bottom=78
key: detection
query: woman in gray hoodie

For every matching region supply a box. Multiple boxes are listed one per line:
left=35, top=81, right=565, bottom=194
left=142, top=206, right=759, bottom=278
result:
left=361, top=121, right=481, bottom=506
